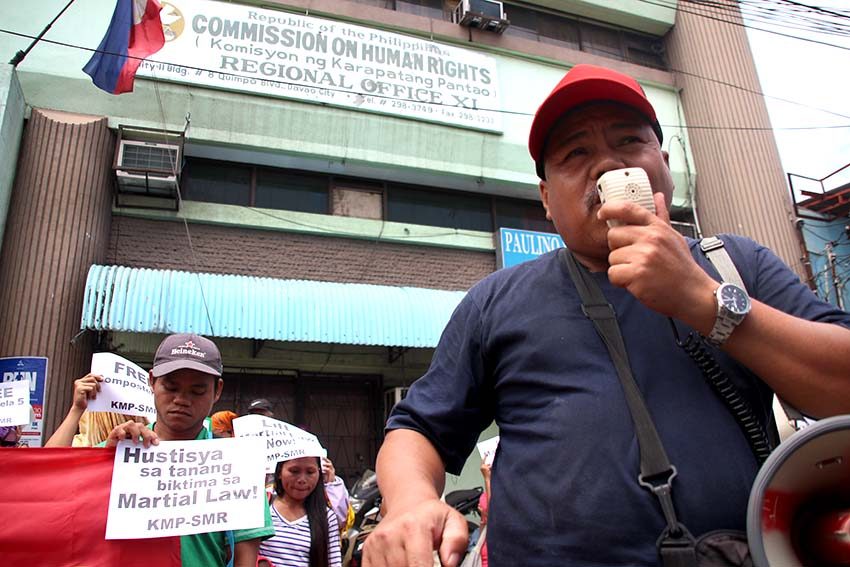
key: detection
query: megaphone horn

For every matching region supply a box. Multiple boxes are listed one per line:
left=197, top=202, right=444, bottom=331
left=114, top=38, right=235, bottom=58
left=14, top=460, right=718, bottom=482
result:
left=747, top=415, right=850, bottom=567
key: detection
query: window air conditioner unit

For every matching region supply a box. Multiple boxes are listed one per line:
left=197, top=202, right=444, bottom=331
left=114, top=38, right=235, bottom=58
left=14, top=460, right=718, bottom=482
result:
left=115, top=139, right=180, bottom=193
left=384, top=387, right=410, bottom=421
left=454, top=0, right=510, bottom=34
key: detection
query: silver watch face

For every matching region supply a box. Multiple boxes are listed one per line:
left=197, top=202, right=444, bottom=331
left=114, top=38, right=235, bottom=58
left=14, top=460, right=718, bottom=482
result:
left=719, top=284, right=750, bottom=315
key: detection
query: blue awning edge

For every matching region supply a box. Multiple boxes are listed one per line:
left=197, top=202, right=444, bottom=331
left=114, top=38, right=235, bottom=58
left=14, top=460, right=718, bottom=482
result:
left=80, top=265, right=467, bottom=348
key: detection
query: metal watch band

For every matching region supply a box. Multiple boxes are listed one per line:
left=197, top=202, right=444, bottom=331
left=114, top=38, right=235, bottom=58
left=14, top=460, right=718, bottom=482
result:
left=701, top=239, right=749, bottom=347
left=706, top=303, right=739, bottom=347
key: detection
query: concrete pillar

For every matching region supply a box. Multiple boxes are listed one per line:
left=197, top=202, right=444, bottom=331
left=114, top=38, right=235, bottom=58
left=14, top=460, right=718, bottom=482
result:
left=0, top=109, right=114, bottom=436
left=665, top=0, right=806, bottom=277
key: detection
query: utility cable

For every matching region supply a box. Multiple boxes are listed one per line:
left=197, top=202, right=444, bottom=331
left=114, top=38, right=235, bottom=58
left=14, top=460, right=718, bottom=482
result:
left=2, top=27, right=849, bottom=132
left=148, top=68, right=217, bottom=336
left=635, top=0, right=850, bottom=51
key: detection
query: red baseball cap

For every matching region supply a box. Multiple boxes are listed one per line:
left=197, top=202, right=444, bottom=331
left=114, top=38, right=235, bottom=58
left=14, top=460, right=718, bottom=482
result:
left=528, top=64, right=663, bottom=179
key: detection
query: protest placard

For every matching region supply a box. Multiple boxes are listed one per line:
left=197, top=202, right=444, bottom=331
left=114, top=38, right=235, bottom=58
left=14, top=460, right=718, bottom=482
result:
left=233, top=414, right=326, bottom=472
left=0, top=357, right=47, bottom=446
left=477, top=435, right=500, bottom=466
left=87, top=352, right=156, bottom=421
left=0, top=380, right=30, bottom=427
left=106, top=436, right=266, bottom=539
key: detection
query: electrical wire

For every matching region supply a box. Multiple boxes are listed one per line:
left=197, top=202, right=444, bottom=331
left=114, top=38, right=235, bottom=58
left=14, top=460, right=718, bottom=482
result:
left=2, top=26, right=850, bottom=132
left=666, top=65, right=850, bottom=122
left=10, top=5, right=849, bottom=225
left=244, top=205, right=491, bottom=241
left=716, top=0, right=850, bottom=37
left=9, top=1, right=842, bottom=393
left=775, top=0, right=850, bottom=20
left=143, top=64, right=217, bottom=335
left=639, top=0, right=850, bottom=47
left=800, top=224, right=850, bottom=244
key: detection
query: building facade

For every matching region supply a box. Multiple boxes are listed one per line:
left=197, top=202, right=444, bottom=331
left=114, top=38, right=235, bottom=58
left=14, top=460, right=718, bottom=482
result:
left=0, top=0, right=802, bottom=484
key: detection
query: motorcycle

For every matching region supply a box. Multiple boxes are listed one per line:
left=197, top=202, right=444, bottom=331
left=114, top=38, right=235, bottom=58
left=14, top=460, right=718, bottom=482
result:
left=342, top=470, right=382, bottom=567
left=342, top=471, right=483, bottom=567
left=445, top=486, right=484, bottom=543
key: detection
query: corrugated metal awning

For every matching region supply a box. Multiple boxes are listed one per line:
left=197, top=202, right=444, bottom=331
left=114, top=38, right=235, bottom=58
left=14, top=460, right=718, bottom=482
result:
left=81, top=265, right=466, bottom=348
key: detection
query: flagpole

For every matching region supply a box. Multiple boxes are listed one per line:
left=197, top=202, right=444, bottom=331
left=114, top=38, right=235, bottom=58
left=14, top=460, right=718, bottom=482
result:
left=9, top=0, right=78, bottom=67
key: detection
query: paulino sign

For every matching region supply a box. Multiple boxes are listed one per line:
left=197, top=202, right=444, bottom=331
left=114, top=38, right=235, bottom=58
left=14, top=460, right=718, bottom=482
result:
left=140, top=0, right=502, bottom=132
left=497, top=227, right=564, bottom=269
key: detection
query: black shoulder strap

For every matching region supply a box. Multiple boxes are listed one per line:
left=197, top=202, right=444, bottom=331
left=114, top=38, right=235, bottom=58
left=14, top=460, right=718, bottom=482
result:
left=559, top=248, right=697, bottom=567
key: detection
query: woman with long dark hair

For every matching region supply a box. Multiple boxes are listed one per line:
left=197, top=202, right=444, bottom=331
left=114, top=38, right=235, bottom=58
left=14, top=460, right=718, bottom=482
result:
left=259, top=456, right=342, bottom=567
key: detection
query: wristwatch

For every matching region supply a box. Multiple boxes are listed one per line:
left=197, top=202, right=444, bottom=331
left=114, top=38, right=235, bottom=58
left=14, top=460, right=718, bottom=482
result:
left=705, top=282, right=751, bottom=347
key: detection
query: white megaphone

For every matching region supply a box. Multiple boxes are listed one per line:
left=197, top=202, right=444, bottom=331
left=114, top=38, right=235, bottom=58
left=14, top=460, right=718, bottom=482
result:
left=747, top=414, right=850, bottom=567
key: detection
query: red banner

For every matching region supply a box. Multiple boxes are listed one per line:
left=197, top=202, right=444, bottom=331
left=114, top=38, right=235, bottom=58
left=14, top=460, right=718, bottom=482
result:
left=0, top=447, right=180, bottom=566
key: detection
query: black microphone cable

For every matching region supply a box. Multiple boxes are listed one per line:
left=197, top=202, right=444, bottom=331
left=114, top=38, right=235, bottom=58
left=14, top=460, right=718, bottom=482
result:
left=668, top=318, right=773, bottom=465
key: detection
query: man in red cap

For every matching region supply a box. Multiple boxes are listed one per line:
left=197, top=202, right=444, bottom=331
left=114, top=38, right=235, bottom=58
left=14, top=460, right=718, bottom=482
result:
left=364, top=64, right=850, bottom=566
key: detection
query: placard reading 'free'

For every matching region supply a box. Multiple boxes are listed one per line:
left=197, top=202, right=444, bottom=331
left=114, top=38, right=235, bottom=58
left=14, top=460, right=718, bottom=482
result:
left=87, top=352, right=157, bottom=421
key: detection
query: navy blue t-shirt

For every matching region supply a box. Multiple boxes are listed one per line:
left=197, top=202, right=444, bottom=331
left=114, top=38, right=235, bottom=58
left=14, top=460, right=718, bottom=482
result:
left=387, top=235, right=850, bottom=567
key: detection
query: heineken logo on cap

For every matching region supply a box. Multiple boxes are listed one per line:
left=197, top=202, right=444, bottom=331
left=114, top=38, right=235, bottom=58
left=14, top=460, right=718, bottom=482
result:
left=171, top=340, right=207, bottom=359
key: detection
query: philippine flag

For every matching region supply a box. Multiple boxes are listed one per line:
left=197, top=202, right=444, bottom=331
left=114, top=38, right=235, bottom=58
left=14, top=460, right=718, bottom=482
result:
left=83, top=0, right=166, bottom=94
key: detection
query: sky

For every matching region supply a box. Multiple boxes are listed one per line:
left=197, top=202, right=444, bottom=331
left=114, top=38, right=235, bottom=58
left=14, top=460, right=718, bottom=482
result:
left=744, top=0, right=850, bottom=197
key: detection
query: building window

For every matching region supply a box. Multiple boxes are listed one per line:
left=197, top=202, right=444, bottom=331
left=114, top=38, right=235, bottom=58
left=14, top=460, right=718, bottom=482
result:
left=387, top=184, right=493, bottom=232
left=502, top=2, right=666, bottom=69
left=623, top=33, right=666, bottom=69
left=255, top=168, right=328, bottom=214
left=581, top=22, right=625, bottom=60
left=502, top=4, right=540, bottom=41
left=493, top=198, right=555, bottom=233
left=503, top=4, right=580, bottom=51
left=348, top=0, right=395, bottom=8
left=538, top=16, right=580, bottom=50
left=332, top=180, right=384, bottom=220
left=345, top=0, right=666, bottom=70
left=182, top=159, right=251, bottom=206
left=181, top=158, right=557, bottom=236
left=396, top=0, right=444, bottom=19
